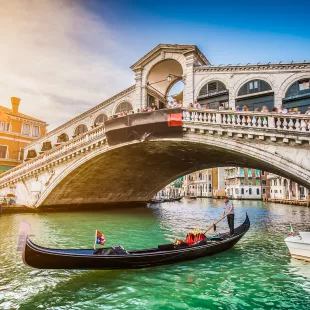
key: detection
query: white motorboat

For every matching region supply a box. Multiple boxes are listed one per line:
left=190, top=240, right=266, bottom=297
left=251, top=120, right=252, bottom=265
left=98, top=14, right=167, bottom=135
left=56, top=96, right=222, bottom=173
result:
left=285, top=232, right=310, bottom=262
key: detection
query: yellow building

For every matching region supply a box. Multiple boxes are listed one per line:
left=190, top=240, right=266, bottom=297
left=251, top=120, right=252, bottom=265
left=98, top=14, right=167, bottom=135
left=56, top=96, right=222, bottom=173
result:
left=0, top=97, right=47, bottom=173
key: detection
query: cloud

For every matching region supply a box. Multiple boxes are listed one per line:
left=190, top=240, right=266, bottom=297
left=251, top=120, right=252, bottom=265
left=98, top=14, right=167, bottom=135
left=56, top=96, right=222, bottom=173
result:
left=0, top=0, right=134, bottom=129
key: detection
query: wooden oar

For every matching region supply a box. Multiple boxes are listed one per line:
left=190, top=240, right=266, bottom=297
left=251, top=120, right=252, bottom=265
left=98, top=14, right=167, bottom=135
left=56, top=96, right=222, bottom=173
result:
left=203, top=214, right=228, bottom=234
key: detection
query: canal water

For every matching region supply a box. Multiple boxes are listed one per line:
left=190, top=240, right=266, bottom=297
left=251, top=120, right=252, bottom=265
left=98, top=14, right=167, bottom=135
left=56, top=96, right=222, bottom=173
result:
left=0, top=199, right=310, bottom=310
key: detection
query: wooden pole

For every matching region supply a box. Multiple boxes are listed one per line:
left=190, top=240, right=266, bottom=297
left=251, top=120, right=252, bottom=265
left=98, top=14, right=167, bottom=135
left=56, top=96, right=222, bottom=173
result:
left=203, top=214, right=228, bottom=234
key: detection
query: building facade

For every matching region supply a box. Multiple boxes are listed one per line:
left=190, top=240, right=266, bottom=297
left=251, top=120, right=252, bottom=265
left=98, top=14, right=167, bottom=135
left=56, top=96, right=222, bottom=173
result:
left=0, top=97, right=46, bottom=173
left=268, top=173, right=309, bottom=201
left=182, top=168, right=225, bottom=197
left=225, top=167, right=262, bottom=199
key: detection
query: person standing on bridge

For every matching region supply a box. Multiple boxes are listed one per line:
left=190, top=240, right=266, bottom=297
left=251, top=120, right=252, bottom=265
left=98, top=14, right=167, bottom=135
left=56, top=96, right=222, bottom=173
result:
left=222, top=198, right=234, bottom=236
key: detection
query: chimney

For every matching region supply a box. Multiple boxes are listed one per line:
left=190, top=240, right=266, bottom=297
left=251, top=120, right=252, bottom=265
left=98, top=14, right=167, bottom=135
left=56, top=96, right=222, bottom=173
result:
left=11, top=97, right=20, bottom=114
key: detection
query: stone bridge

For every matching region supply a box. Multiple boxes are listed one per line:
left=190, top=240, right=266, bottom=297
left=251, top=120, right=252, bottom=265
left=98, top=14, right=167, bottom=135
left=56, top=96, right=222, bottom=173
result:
left=0, top=109, right=309, bottom=208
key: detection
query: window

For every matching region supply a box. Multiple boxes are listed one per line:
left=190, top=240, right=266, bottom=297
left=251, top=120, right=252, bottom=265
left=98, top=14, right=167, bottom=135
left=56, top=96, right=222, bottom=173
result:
left=256, top=179, right=260, bottom=186
left=19, top=148, right=24, bottom=161
left=299, top=80, right=310, bottom=91
left=262, top=170, right=265, bottom=176
left=0, top=122, right=10, bottom=132
left=257, top=188, right=260, bottom=195
left=275, top=190, right=278, bottom=193
left=74, top=124, right=88, bottom=136
left=249, top=81, right=258, bottom=90
left=255, top=170, right=260, bottom=176
left=238, top=79, right=272, bottom=96
left=248, top=180, right=252, bottom=185
left=247, top=168, right=252, bottom=176
left=22, top=123, right=30, bottom=136
left=235, top=188, right=239, bottom=194
left=263, top=188, right=266, bottom=194
left=274, top=180, right=277, bottom=186
left=240, top=178, right=244, bottom=185
left=198, top=81, right=227, bottom=98
left=249, top=188, right=252, bottom=195
left=262, top=180, right=266, bottom=185
left=32, top=126, right=40, bottom=137
left=241, top=188, right=244, bottom=195
left=271, top=190, right=273, bottom=193
left=0, top=145, right=7, bottom=158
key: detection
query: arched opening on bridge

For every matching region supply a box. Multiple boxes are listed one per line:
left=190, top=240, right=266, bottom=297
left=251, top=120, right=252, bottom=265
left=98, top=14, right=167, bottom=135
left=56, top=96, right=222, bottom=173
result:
left=283, top=78, right=310, bottom=113
left=197, top=80, right=229, bottom=109
left=40, top=141, right=52, bottom=154
left=25, top=149, right=37, bottom=161
left=57, top=133, right=69, bottom=144
left=94, top=113, right=108, bottom=127
left=236, top=79, right=274, bottom=111
left=114, top=102, right=133, bottom=115
left=167, top=80, right=184, bottom=106
left=146, top=59, right=183, bottom=109
left=74, top=124, right=88, bottom=137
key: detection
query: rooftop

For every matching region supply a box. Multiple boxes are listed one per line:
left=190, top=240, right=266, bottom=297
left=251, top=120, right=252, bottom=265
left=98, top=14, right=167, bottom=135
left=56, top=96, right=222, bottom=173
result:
left=0, top=105, right=46, bottom=124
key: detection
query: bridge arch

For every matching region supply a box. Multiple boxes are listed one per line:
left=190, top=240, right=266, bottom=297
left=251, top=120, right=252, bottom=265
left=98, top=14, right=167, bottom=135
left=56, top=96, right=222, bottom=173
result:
left=235, top=77, right=275, bottom=111
left=280, top=73, right=310, bottom=113
left=194, top=76, right=230, bottom=102
left=234, top=75, right=276, bottom=98
left=195, top=79, right=229, bottom=109
left=35, top=134, right=310, bottom=207
left=93, top=112, right=108, bottom=126
left=57, top=133, right=69, bottom=144
left=73, top=124, right=88, bottom=137
left=113, top=101, right=133, bottom=115
left=279, top=73, right=310, bottom=100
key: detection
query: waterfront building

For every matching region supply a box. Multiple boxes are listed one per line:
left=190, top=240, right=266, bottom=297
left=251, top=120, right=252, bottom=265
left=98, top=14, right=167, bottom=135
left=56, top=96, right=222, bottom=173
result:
left=268, top=173, right=309, bottom=201
left=0, top=97, right=46, bottom=173
left=261, top=170, right=271, bottom=198
left=225, top=167, right=262, bottom=199
left=182, top=168, right=225, bottom=197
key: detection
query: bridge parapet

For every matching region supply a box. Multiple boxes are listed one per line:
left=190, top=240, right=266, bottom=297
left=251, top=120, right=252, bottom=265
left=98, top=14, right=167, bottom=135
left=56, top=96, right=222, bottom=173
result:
left=182, top=109, right=310, bottom=143
left=0, top=125, right=106, bottom=187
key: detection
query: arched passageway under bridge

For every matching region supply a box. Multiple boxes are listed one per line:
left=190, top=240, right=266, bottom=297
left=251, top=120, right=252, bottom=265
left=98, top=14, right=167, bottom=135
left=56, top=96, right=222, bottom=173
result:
left=38, top=137, right=310, bottom=208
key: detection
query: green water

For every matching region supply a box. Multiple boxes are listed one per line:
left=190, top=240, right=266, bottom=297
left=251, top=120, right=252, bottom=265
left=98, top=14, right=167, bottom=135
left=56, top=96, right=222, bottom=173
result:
left=1, top=199, right=310, bottom=310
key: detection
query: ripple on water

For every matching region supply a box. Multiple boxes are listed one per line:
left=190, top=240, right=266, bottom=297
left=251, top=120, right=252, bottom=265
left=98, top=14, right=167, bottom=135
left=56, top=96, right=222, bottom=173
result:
left=0, top=200, right=310, bottom=309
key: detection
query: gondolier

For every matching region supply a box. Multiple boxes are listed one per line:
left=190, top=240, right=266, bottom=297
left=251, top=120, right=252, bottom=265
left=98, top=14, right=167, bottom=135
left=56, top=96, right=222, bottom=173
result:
left=222, top=197, right=234, bottom=236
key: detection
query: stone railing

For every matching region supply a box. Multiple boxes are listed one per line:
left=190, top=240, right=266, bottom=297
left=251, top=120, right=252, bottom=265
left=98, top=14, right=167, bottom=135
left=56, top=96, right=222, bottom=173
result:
left=0, top=124, right=106, bottom=185
left=182, top=109, right=310, bottom=132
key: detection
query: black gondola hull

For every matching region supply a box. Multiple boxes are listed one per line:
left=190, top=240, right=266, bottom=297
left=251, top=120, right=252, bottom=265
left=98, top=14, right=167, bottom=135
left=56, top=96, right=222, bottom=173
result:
left=23, top=214, right=250, bottom=270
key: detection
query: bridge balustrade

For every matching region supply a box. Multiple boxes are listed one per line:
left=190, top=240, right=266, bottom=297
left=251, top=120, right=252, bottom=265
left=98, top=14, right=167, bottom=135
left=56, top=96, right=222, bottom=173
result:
left=0, top=125, right=106, bottom=185
left=182, top=109, right=310, bottom=132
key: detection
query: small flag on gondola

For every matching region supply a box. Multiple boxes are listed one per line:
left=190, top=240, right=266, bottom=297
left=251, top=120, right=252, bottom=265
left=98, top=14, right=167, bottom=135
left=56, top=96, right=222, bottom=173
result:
left=289, top=224, right=294, bottom=236
left=94, top=230, right=106, bottom=249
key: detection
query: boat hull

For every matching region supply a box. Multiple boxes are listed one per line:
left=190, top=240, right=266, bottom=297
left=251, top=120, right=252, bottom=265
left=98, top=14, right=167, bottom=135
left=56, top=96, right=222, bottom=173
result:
left=23, top=214, right=250, bottom=270
left=285, top=235, right=310, bottom=262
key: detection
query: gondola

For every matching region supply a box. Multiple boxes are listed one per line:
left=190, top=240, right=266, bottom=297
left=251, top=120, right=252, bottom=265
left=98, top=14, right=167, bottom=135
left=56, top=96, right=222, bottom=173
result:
left=22, top=213, right=250, bottom=270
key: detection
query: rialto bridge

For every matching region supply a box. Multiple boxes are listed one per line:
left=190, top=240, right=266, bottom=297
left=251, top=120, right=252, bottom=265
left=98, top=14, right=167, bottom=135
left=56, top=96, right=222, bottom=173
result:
left=0, top=44, right=310, bottom=207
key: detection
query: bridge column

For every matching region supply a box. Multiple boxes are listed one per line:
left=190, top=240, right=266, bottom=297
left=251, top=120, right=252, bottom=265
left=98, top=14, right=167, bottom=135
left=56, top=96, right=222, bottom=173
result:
left=183, top=53, right=195, bottom=106
left=134, top=69, right=143, bottom=109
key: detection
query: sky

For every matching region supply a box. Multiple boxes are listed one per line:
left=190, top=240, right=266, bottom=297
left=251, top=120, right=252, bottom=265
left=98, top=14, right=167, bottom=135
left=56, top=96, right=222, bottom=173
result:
left=0, top=0, right=309, bottom=130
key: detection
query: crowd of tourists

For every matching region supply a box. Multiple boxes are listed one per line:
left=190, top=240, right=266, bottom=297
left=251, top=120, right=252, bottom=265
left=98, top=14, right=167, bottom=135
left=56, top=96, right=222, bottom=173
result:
left=187, top=100, right=310, bottom=115
left=111, top=99, right=310, bottom=119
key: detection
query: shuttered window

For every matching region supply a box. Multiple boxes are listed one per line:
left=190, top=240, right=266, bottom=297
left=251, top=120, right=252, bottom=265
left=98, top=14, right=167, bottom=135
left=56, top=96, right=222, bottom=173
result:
left=0, top=145, right=7, bottom=158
